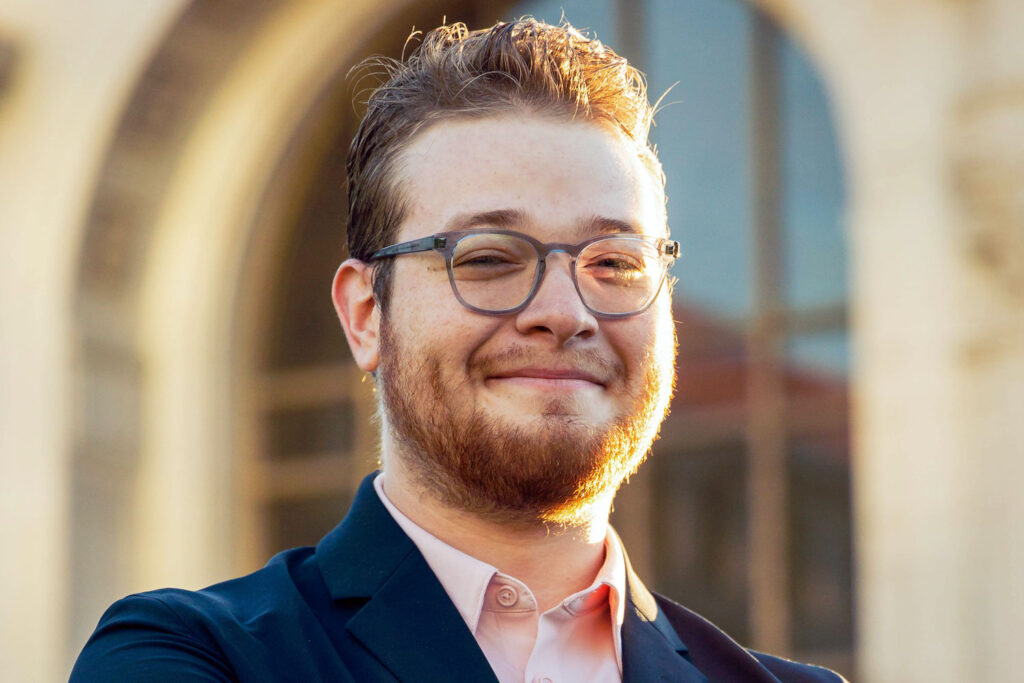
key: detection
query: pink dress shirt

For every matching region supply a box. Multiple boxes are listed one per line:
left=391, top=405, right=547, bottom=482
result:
left=374, top=475, right=626, bottom=683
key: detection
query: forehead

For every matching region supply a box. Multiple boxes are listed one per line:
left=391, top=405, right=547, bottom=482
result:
left=393, top=114, right=666, bottom=242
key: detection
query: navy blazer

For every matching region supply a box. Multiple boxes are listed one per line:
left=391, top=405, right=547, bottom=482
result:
left=72, top=474, right=845, bottom=682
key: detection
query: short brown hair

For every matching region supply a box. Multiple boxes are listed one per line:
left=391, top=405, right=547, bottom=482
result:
left=346, top=17, right=663, bottom=310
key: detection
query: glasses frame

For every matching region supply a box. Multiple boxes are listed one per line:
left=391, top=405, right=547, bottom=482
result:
left=370, top=229, right=680, bottom=318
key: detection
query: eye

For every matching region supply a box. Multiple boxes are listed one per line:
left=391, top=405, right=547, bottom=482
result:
left=581, top=250, right=645, bottom=275
left=451, top=247, right=533, bottom=282
left=453, top=249, right=521, bottom=267
left=450, top=233, right=535, bottom=279
left=589, top=253, right=643, bottom=270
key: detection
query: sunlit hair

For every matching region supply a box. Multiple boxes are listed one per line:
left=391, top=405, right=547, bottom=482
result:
left=346, top=17, right=665, bottom=310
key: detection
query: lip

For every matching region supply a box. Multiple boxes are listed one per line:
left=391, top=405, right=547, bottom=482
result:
left=486, top=367, right=607, bottom=389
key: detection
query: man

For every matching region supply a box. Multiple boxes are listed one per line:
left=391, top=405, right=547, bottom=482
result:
left=73, top=18, right=845, bottom=682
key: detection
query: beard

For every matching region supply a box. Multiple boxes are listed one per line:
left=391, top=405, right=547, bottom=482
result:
left=376, top=315, right=676, bottom=527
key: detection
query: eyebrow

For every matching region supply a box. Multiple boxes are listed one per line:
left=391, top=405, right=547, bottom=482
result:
left=581, top=215, right=641, bottom=236
left=445, top=209, right=526, bottom=232
left=445, top=209, right=642, bottom=237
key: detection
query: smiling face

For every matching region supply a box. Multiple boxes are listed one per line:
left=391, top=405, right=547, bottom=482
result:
left=372, top=114, right=676, bottom=524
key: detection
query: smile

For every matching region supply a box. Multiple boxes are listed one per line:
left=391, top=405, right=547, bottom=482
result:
left=485, top=368, right=607, bottom=390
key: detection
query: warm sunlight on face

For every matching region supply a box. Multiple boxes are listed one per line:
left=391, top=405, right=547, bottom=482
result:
left=376, top=114, right=677, bottom=525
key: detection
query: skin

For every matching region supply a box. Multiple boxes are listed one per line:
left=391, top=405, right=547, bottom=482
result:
left=332, top=113, right=674, bottom=611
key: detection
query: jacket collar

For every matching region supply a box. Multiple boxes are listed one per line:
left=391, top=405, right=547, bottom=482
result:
left=315, top=473, right=498, bottom=682
left=315, top=472, right=707, bottom=683
left=620, top=536, right=708, bottom=683
left=315, top=472, right=415, bottom=599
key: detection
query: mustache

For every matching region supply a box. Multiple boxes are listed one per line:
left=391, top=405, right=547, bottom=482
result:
left=470, top=345, right=624, bottom=386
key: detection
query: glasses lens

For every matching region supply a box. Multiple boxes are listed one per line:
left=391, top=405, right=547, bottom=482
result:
left=576, top=237, right=665, bottom=314
left=450, top=233, right=539, bottom=312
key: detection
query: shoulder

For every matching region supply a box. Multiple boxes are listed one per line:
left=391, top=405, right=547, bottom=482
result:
left=750, top=651, right=849, bottom=683
left=651, top=592, right=846, bottom=682
left=71, top=590, right=239, bottom=682
left=71, top=546, right=322, bottom=682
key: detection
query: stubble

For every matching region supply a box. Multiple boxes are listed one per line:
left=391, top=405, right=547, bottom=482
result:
left=376, top=314, right=676, bottom=527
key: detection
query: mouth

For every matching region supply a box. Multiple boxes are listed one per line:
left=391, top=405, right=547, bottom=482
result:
left=485, top=367, right=607, bottom=391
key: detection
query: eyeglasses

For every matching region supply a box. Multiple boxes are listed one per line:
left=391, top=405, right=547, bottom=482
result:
left=370, top=230, right=680, bottom=318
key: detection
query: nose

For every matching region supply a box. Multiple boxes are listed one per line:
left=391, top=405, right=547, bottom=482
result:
left=514, top=252, right=599, bottom=345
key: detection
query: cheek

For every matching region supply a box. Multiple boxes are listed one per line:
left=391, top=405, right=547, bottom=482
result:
left=608, top=311, right=675, bottom=381
left=391, top=287, right=504, bottom=371
left=390, top=260, right=456, bottom=329
left=392, top=258, right=449, bottom=300
left=650, top=301, right=677, bottom=353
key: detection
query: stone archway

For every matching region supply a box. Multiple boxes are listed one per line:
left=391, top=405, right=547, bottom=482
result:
left=69, top=0, right=276, bottom=654
left=745, top=1, right=1024, bottom=681
left=67, top=0, right=429, bottom=656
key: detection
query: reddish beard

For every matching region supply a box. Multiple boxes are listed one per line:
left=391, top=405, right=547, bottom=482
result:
left=377, top=316, right=675, bottom=526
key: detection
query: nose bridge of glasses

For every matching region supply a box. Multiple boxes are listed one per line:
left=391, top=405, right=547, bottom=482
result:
left=528, top=247, right=586, bottom=312
left=536, top=247, right=575, bottom=281
left=542, top=246, right=571, bottom=262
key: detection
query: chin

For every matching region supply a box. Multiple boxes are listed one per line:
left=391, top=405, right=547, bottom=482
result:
left=377, top=316, right=674, bottom=525
left=485, top=392, right=614, bottom=420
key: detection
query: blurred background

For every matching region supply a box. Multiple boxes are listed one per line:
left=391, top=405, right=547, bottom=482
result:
left=1, top=0, right=1021, bottom=681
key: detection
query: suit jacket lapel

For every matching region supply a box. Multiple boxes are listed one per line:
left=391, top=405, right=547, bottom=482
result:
left=315, top=474, right=497, bottom=682
left=344, top=548, right=498, bottom=682
left=315, top=475, right=723, bottom=683
left=621, top=549, right=708, bottom=683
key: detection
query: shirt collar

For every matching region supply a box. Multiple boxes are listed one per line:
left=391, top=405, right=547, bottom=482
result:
left=600, top=526, right=627, bottom=671
left=374, top=474, right=497, bottom=632
left=373, top=473, right=628, bottom=659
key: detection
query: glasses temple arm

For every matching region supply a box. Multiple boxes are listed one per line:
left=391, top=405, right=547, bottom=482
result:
left=371, top=235, right=448, bottom=260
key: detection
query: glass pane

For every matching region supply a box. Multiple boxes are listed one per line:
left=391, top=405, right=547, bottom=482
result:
left=675, top=311, right=746, bottom=409
left=648, top=0, right=754, bottom=318
left=265, top=120, right=353, bottom=369
left=267, top=400, right=356, bottom=458
left=451, top=232, right=537, bottom=311
left=780, top=33, right=847, bottom=311
left=649, top=445, right=749, bottom=642
left=265, top=492, right=353, bottom=552
left=786, top=330, right=850, bottom=382
left=788, top=435, right=853, bottom=653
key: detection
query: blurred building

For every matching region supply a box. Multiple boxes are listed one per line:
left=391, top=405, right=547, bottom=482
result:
left=1, top=1, right=1022, bottom=681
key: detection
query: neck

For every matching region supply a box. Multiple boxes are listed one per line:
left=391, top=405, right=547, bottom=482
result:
left=380, top=454, right=613, bottom=612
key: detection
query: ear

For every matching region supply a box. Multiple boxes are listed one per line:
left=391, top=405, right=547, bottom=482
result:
left=332, top=259, right=380, bottom=373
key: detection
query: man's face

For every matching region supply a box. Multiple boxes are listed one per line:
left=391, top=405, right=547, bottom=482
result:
left=376, top=114, right=676, bottom=525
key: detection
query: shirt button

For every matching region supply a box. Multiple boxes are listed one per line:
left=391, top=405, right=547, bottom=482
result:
left=534, top=677, right=553, bottom=683
left=496, top=585, right=518, bottom=607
